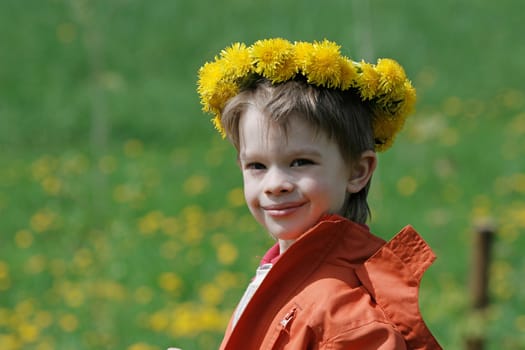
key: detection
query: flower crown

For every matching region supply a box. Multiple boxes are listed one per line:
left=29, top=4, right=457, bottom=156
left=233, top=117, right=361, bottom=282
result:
left=197, top=38, right=416, bottom=152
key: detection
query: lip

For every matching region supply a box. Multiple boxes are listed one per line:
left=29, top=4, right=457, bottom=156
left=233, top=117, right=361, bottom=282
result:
left=262, top=202, right=305, bottom=217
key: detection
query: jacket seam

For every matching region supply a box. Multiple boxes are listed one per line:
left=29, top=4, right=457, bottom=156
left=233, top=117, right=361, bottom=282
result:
left=319, top=319, right=401, bottom=347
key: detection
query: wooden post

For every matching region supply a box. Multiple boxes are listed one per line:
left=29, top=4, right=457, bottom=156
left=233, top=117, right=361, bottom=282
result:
left=466, top=221, right=495, bottom=350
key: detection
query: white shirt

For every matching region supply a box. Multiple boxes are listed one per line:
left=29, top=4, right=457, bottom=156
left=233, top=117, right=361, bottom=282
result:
left=231, top=263, right=273, bottom=328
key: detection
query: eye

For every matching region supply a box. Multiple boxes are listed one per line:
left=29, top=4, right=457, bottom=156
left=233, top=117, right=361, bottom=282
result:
left=290, top=159, right=314, bottom=167
left=246, top=162, right=266, bottom=170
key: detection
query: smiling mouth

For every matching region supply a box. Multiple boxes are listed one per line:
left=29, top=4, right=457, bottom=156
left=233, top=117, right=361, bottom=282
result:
left=262, top=202, right=305, bottom=217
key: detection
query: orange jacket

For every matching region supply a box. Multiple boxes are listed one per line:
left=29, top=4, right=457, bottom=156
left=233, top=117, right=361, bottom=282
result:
left=219, top=215, right=441, bottom=350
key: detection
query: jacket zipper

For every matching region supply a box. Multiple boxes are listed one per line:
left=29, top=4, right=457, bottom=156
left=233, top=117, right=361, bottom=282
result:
left=279, top=307, right=296, bottom=332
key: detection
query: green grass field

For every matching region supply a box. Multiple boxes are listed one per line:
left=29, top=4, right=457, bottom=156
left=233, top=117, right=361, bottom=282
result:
left=1, top=0, right=524, bottom=349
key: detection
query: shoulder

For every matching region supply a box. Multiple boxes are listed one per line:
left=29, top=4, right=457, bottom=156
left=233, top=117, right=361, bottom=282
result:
left=355, top=225, right=442, bottom=350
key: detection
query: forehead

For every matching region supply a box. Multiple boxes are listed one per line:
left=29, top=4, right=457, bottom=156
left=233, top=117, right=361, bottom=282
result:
left=238, top=106, right=330, bottom=151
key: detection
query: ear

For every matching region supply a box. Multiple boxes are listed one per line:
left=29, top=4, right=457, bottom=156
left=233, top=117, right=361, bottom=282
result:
left=347, top=150, right=377, bottom=194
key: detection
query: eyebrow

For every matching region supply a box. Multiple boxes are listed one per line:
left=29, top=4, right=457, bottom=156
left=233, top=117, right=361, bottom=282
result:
left=287, top=147, right=323, bottom=158
left=239, top=147, right=323, bottom=161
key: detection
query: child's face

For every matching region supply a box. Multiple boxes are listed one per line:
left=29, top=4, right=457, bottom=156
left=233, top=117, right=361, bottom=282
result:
left=238, top=106, right=352, bottom=246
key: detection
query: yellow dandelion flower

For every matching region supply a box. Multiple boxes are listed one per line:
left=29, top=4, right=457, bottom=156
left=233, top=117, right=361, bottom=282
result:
left=0, top=334, right=20, bottom=349
left=207, top=80, right=238, bottom=113
left=293, top=41, right=314, bottom=70
left=212, top=115, right=225, bottom=136
left=339, top=57, right=358, bottom=90
left=394, top=80, right=417, bottom=118
left=148, top=311, right=169, bottom=332
left=216, top=241, right=238, bottom=265
left=64, top=286, right=85, bottom=308
left=303, top=40, right=342, bottom=88
left=18, top=322, right=40, bottom=343
left=273, top=54, right=298, bottom=82
left=15, top=229, right=33, bottom=249
left=397, top=176, right=418, bottom=197
left=372, top=115, right=404, bottom=152
left=227, top=187, right=245, bottom=207
left=357, top=61, right=380, bottom=100
left=197, top=307, right=227, bottom=331
left=376, top=58, right=406, bottom=94
left=199, top=283, right=224, bottom=305
left=127, top=343, right=159, bottom=350
left=197, top=60, right=224, bottom=110
left=252, top=38, right=296, bottom=82
left=138, top=210, right=164, bottom=235
left=42, top=176, right=62, bottom=195
left=219, top=42, right=252, bottom=80
left=30, top=209, right=56, bottom=233
left=183, top=174, right=210, bottom=196
left=158, top=272, right=182, bottom=292
left=170, top=303, right=197, bottom=337
left=214, top=271, right=240, bottom=289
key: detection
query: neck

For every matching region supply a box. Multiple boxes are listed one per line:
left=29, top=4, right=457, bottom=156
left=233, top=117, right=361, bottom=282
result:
left=278, top=239, right=296, bottom=254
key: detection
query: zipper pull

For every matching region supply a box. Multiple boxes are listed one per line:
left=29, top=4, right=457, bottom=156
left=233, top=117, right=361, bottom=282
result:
left=279, top=307, right=296, bottom=330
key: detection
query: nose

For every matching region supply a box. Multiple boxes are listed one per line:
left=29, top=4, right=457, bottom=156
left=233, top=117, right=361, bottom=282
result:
left=264, top=167, right=294, bottom=195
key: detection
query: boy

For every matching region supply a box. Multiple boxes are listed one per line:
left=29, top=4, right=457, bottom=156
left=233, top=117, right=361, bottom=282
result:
left=198, top=38, right=442, bottom=349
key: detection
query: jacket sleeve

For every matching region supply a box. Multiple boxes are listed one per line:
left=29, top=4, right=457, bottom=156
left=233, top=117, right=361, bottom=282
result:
left=321, top=321, right=407, bottom=350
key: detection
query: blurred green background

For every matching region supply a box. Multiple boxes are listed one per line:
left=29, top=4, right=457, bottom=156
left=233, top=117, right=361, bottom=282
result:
left=1, top=0, right=524, bottom=349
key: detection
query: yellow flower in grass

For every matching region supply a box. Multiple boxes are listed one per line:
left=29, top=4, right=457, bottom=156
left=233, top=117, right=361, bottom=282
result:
left=128, top=343, right=159, bottom=350
left=158, top=272, right=182, bottom=293
left=15, top=229, right=33, bottom=249
left=303, top=40, right=342, bottom=88
left=18, top=322, right=39, bottom=343
left=252, top=38, right=297, bottom=82
left=199, top=283, right=224, bottom=305
left=149, top=311, right=170, bottom=332
left=216, top=241, right=238, bottom=265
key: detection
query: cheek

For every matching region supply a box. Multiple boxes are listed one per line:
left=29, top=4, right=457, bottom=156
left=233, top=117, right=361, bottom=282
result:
left=242, top=176, right=258, bottom=205
left=306, top=178, right=347, bottom=207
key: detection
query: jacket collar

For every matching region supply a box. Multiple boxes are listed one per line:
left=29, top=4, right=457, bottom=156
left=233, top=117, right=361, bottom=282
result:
left=355, top=224, right=441, bottom=349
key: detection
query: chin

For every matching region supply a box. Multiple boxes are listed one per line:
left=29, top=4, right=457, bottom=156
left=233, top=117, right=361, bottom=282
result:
left=267, top=224, right=311, bottom=241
